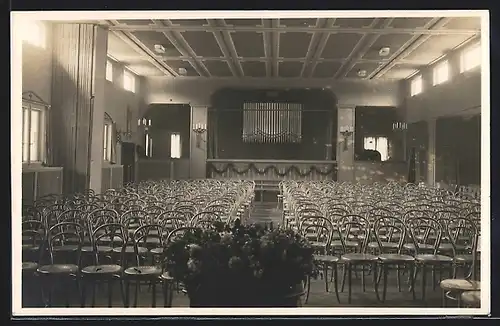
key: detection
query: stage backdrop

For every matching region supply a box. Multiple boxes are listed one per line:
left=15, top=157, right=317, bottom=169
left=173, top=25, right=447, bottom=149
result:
left=207, top=88, right=337, bottom=160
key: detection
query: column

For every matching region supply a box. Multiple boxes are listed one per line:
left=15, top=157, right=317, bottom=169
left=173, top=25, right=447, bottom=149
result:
left=50, top=23, right=108, bottom=194
left=427, top=118, right=437, bottom=186
left=336, top=105, right=356, bottom=182
left=190, top=105, right=208, bottom=179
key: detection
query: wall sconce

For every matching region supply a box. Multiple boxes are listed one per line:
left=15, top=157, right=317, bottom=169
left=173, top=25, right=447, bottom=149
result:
left=138, top=118, right=151, bottom=127
left=193, top=122, right=207, bottom=148
left=340, top=125, right=354, bottom=151
left=392, top=121, right=408, bottom=131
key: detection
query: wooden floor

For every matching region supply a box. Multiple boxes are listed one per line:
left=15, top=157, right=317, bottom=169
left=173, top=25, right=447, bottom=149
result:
left=22, top=199, right=453, bottom=309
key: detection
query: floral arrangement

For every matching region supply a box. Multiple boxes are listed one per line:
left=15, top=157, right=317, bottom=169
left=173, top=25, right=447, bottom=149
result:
left=163, top=219, right=317, bottom=307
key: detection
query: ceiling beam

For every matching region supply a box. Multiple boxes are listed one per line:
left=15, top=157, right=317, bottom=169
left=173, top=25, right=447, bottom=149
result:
left=369, top=17, right=452, bottom=79
left=155, top=55, right=432, bottom=66
left=299, top=18, right=329, bottom=78
left=206, top=19, right=244, bottom=77
left=332, top=18, right=384, bottom=79
left=262, top=19, right=272, bottom=77
left=337, top=18, right=395, bottom=79
left=303, top=18, right=337, bottom=78
left=106, top=20, right=178, bottom=77
left=107, top=23, right=479, bottom=36
left=152, top=19, right=211, bottom=77
left=271, top=19, right=280, bottom=77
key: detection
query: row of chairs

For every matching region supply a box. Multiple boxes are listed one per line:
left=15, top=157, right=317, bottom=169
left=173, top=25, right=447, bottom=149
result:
left=21, top=179, right=254, bottom=308
left=280, top=181, right=481, bottom=307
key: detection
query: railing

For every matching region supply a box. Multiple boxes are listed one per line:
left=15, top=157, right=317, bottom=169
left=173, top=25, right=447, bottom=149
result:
left=207, top=159, right=337, bottom=181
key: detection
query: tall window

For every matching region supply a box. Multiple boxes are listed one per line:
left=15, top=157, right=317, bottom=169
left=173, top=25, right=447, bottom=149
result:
left=460, top=43, right=481, bottom=73
left=123, top=69, right=136, bottom=93
left=242, top=102, right=302, bottom=143
left=170, top=133, right=181, bottom=159
left=22, top=104, right=46, bottom=164
left=21, top=20, right=46, bottom=49
left=103, top=122, right=113, bottom=161
left=364, top=136, right=389, bottom=161
left=145, top=133, right=153, bottom=157
left=433, top=60, right=449, bottom=85
left=410, top=75, right=423, bottom=96
left=106, top=60, right=113, bottom=82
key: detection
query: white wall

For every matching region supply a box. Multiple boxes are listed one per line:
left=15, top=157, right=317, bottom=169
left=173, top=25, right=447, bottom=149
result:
left=22, top=22, right=52, bottom=103
left=144, top=77, right=401, bottom=108
left=401, top=42, right=481, bottom=123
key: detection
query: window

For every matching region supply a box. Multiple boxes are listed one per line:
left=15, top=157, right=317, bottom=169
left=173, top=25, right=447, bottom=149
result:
left=145, top=133, right=153, bottom=157
left=123, top=69, right=136, bottom=92
left=170, top=133, right=181, bottom=159
left=21, top=20, right=46, bottom=49
left=364, top=136, right=389, bottom=161
left=103, top=122, right=113, bottom=161
left=410, top=75, right=423, bottom=96
left=106, top=60, right=113, bottom=82
left=242, top=102, right=303, bottom=143
left=22, top=104, right=46, bottom=164
left=433, top=60, right=449, bottom=85
left=460, top=44, right=481, bottom=73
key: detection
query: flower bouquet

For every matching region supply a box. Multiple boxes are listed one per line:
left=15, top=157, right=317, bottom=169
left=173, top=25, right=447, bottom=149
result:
left=163, top=220, right=317, bottom=307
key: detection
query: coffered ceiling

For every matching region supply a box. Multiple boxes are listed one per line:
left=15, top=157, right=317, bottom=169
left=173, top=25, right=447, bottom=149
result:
left=102, top=16, right=481, bottom=80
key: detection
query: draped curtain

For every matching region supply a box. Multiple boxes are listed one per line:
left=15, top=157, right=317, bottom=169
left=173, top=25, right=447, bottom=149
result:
left=50, top=23, right=97, bottom=194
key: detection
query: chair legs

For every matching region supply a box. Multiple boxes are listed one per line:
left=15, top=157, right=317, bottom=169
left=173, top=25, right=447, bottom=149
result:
left=80, top=276, right=125, bottom=308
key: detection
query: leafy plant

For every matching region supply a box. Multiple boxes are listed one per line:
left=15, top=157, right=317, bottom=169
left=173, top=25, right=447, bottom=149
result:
left=163, top=220, right=317, bottom=306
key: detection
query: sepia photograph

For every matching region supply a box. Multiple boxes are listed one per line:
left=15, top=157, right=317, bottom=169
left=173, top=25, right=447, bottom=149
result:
left=11, top=10, right=490, bottom=317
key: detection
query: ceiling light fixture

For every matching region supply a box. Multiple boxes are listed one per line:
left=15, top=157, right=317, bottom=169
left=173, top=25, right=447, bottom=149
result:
left=379, top=47, right=391, bottom=57
left=357, top=70, right=367, bottom=77
left=154, top=44, right=166, bottom=54
left=178, top=68, right=187, bottom=75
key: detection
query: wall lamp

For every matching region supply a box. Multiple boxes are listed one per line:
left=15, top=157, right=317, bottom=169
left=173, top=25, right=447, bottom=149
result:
left=193, top=123, right=207, bottom=148
left=340, top=125, right=354, bottom=151
left=392, top=121, right=408, bottom=131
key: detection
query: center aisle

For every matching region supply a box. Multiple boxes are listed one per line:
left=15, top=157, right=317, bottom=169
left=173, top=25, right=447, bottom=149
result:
left=245, top=200, right=283, bottom=226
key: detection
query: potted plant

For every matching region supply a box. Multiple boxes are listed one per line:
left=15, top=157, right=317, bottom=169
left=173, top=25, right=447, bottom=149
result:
left=164, top=220, right=317, bottom=307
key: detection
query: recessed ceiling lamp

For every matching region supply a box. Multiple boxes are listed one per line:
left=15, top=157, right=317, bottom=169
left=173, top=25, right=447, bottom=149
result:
left=178, top=68, right=187, bottom=75
left=357, top=69, right=367, bottom=77
left=379, top=47, right=391, bottom=57
left=154, top=44, right=166, bottom=54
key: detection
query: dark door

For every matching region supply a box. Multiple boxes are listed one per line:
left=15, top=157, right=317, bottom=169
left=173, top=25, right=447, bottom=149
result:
left=121, top=142, right=136, bottom=184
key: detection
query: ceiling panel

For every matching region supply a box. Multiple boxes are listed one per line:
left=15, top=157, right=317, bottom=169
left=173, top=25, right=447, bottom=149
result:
left=203, top=60, right=233, bottom=77
left=312, top=62, right=342, bottom=78
left=279, top=33, right=312, bottom=58
left=116, top=19, right=152, bottom=25
left=278, top=61, right=303, bottom=78
left=231, top=32, right=265, bottom=58
left=279, top=18, right=317, bottom=27
left=334, top=18, right=376, bottom=28
left=181, top=31, right=223, bottom=57
left=241, top=61, right=266, bottom=77
left=390, top=17, right=434, bottom=29
left=363, top=33, right=413, bottom=60
left=404, top=34, right=473, bottom=62
left=444, top=17, right=481, bottom=30
left=169, top=19, right=207, bottom=26
left=224, top=19, right=262, bottom=26
left=321, top=33, right=363, bottom=59
left=346, top=62, right=380, bottom=78
left=130, top=31, right=182, bottom=56
left=165, top=60, right=200, bottom=77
